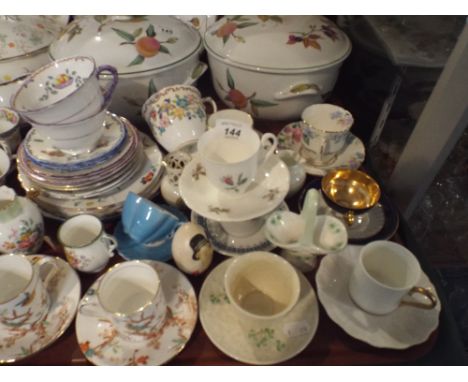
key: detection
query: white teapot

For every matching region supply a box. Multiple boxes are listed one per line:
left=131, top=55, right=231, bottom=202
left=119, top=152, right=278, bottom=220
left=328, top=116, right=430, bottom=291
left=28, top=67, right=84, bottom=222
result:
left=0, top=186, right=44, bottom=254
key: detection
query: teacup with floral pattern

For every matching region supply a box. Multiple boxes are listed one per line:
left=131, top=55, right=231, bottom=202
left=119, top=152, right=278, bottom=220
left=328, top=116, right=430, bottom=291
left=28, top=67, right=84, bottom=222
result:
left=142, top=85, right=217, bottom=152
left=301, top=103, right=353, bottom=166
left=11, top=56, right=118, bottom=125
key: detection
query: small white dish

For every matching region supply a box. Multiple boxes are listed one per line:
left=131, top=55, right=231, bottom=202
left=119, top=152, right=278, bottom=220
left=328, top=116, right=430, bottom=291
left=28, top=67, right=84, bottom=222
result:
left=199, top=259, right=319, bottom=365
left=191, top=202, right=288, bottom=256
left=179, top=153, right=289, bottom=222
left=277, top=121, right=365, bottom=176
left=76, top=261, right=197, bottom=365
left=316, top=245, right=441, bottom=349
left=0, top=255, right=81, bottom=364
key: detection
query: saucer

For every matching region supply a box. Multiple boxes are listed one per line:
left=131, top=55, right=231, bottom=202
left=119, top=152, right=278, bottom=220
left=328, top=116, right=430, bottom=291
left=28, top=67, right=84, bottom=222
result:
left=76, top=261, right=197, bottom=365
left=191, top=202, right=288, bottom=257
left=23, top=112, right=127, bottom=171
left=115, top=205, right=187, bottom=262
left=316, top=245, right=441, bottom=349
left=179, top=154, right=289, bottom=222
left=277, top=121, right=365, bottom=176
left=199, top=259, right=319, bottom=365
left=298, top=178, right=399, bottom=244
left=0, top=255, right=81, bottom=364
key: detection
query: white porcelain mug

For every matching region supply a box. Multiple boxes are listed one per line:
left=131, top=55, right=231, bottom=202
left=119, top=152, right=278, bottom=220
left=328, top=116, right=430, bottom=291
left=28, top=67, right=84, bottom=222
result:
left=301, top=103, right=354, bottom=166
left=58, top=214, right=116, bottom=273
left=0, top=254, right=58, bottom=327
left=142, top=84, right=217, bottom=152
left=348, top=241, right=438, bottom=315
left=224, top=251, right=300, bottom=320
left=80, top=261, right=167, bottom=341
left=197, top=125, right=278, bottom=195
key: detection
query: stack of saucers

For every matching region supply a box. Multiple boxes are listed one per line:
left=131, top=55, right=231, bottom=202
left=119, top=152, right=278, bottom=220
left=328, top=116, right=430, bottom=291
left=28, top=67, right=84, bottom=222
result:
left=17, top=113, right=164, bottom=220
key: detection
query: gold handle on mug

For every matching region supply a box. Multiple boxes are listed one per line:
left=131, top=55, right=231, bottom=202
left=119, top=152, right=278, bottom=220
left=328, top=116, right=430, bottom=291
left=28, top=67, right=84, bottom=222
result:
left=400, top=286, right=438, bottom=310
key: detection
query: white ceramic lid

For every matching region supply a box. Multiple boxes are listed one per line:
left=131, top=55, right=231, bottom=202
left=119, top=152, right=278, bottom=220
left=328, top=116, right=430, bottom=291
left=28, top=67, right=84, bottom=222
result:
left=0, top=16, right=67, bottom=61
left=49, top=16, right=202, bottom=75
left=204, top=16, right=351, bottom=72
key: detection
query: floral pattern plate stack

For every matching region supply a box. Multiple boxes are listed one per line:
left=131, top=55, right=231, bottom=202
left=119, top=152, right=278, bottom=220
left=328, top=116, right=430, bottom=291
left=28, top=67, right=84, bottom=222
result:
left=17, top=114, right=164, bottom=220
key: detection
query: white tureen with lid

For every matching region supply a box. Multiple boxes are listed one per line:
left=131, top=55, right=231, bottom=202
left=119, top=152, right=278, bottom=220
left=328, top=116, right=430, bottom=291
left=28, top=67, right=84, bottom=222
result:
left=0, top=16, right=68, bottom=106
left=49, top=16, right=207, bottom=123
left=204, top=15, right=351, bottom=120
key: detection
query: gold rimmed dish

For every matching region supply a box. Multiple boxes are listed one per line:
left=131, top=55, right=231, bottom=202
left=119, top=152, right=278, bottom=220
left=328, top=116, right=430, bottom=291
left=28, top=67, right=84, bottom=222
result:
left=321, top=169, right=380, bottom=225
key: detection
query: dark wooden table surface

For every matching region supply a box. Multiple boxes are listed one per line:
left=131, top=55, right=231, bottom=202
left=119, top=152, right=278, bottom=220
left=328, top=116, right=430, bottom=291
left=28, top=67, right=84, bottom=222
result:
left=8, top=74, right=467, bottom=366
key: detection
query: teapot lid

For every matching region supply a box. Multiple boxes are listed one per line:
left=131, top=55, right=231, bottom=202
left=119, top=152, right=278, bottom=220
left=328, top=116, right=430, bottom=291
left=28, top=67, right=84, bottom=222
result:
left=0, top=16, right=67, bottom=61
left=49, top=16, right=202, bottom=75
left=204, top=16, right=351, bottom=72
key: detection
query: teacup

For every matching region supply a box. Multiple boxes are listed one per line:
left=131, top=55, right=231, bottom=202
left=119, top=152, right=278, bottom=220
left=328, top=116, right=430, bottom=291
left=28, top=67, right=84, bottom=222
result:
left=321, top=169, right=381, bottom=226
left=31, top=106, right=108, bottom=154
left=207, top=109, right=253, bottom=131
left=11, top=56, right=118, bottom=125
left=58, top=214, right=116, bottom=273
left=121, top=192, right=184, bottom=244
left=0, top=107, right=21, bottom=153
left=301, top=103, right=354, bottom=166
left=197, top=125, right=278, bottom=195
left=224, top=251, right=300, bottom=320
left=348, top=241, right=438, bottom=315
left=0, top=254, right=58, bottom=327
left=142, top=84, right=217, bottom=152
left=80, top=261, right=167, bottom=341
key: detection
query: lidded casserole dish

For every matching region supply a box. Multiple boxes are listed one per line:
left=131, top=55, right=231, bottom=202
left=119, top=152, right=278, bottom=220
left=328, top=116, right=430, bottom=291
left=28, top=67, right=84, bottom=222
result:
left=49, top=15, right=207, bottom=122
left=204, top=15, right=351, bottom=120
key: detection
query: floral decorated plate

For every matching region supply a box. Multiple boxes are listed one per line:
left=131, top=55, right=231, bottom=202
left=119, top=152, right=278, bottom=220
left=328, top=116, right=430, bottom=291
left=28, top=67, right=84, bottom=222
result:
left=277, top=121, right=365, bottom=176
left=191, top=202, right=288, bottom=256
left=76, top=261, right=198, bottom=366
left=0, top=255, right=81, bottom=364
left=179, top=154, right=289, bottom=222
left=23, top=112, right=127, bottom=171
left=200, top=259, right=319, bottom=365
left=316, top=245, right=440, bottom=349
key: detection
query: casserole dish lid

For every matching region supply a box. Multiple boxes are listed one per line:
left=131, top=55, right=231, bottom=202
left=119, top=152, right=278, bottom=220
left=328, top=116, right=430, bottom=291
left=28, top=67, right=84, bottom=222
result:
left=49, top=16, right=202, bottom=75
left=204, top=16, right=351, bottom=71
left=0, top=16, right=68, bottom=85
left=0, top=16, right=67, bottom=61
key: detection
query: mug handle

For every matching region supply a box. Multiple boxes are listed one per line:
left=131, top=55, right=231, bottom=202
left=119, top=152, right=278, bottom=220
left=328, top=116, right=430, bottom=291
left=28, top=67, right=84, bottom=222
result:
left=34, top=256, right=60, bottom=288
left=0, top=141, right=12, bottom=158
left=259, top=133, right=278, bottom=164
left=96, top=65, right=119, bottom=106
left=400, top=286, right=438, bottom=310
left=202, top=96, right=217, bottom=115
left=103, top=233, right=117, bottom=258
